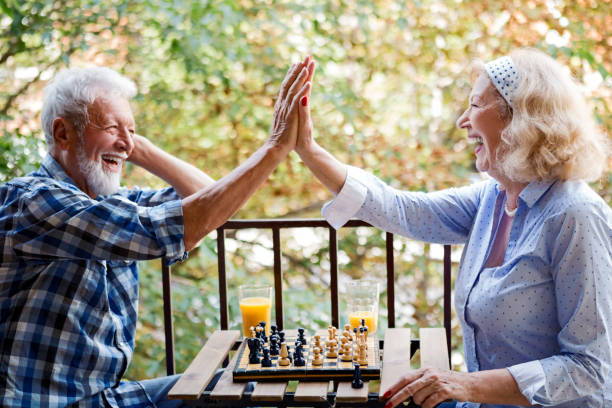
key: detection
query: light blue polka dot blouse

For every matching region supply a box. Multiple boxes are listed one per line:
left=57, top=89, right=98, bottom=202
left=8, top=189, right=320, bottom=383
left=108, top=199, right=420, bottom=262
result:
left=323, top=166, right=612, bottom=408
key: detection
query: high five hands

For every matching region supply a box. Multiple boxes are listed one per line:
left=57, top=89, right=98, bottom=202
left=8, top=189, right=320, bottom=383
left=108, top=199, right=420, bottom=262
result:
left=269, top=56, right=315, bottom=154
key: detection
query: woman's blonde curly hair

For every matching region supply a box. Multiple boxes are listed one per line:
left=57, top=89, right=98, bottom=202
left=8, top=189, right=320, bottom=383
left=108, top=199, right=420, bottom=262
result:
left=474, top=48, right=609, bottom=182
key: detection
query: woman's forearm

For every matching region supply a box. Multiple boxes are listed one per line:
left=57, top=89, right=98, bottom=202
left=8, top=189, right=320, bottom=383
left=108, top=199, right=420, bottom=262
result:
left=468, top=369, right=530, bottom=406
left=298, top=141, right=347, bottom=195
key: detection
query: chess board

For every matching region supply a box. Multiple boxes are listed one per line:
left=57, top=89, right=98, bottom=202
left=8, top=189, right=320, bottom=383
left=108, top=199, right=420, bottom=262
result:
left=232, top=334, right=381, bottom=382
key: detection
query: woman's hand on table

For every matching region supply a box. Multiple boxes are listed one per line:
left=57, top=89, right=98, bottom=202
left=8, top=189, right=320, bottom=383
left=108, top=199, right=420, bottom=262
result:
left=382, top=368, right=473, bottom=408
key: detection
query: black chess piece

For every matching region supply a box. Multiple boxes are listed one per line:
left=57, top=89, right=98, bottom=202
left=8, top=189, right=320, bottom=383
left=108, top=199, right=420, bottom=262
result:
left=351, top=363, right=364, bottom=389
left=279, top=331, right=285, bottom=343
left=269, top=335, right=280, bottom=356
left=270, top=324, right=278, bottom=338
left=293, top=341, right=305, bottom=366
left=261, top=347, right=272, bottom=367
left=248, top=338, right=261, bottom=364
left=259, top=321, right=268, bottom=343
left=297, top=327, right=307, bottom=345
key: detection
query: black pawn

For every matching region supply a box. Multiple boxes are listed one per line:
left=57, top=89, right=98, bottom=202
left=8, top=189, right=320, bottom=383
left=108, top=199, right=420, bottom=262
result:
left=351, top=364, right=364, bottom=389
left=279, top=331, right=285, bottom=343
left=261, top=348, right=272, bottom=367
left=270, top=335, right=280, bottom=356
left=297, top=327, right=307, bottom=345
left=270, top=324, right=278, bottom=337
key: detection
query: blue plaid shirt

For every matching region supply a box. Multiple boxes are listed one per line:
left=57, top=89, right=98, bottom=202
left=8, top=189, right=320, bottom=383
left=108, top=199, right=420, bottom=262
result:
left=0, top=154, right=187, bottom=407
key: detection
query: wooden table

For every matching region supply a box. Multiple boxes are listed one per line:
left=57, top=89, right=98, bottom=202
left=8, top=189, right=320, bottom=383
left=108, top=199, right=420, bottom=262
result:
left=168, top=327, right=450, bottom=407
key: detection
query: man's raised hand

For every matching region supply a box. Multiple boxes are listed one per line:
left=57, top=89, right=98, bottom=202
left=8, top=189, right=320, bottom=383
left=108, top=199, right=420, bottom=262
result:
left=269, top=57, right=311, bottom=153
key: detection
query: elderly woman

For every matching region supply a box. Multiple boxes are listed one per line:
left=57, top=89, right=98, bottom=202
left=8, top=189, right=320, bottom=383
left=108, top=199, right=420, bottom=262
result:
left=295, top=49, right=611, bottom=408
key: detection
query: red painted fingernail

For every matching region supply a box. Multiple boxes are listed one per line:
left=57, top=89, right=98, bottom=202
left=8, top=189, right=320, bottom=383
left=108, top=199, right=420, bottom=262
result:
left=301, top=96, right=308, bottom=106
left=383, top=391, right=391, bottom=399
left=384, top=402, right=392, bottom=408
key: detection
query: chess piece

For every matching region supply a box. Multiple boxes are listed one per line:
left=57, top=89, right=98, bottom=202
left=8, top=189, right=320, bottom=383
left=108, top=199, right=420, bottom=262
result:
left=261, top=347, right=272, bottom=367
left=311, top=347, right=324, bottom=366
left=278, top=342, right=291, bottom=366
left=344, top=323, right=351, bottom=332
left=341, top=343, right=353, bottom=362
left=342, top=330, right=352, bottom=341
left=269, top=334, right=280, bottom=356
left=326, top=339, right=338, bottom=358
left=359, top=327, right=366, bottom=348
left=313, top=334, right=322, bottom=350
left=357, top=342, right=368, bottom=366
left=279, top=331, right=285, bottom=343
left=293, top=341, right=306, bottom=366
left=248, top=338, right=261, bottom=364
left=328, top=325, right=335, bottom=341
left=339, top=337, right=348, bottom=355
left=250, top=326, right=256, bottom=338
left=351, top=363, right=364, bottom=389
left=270, top=324, right=278, bottom=337
left=297, top=327, right=307, bottom=345
left=360, top=318, right=367, bottom=331
left=259, top=321, right=268, bottom=343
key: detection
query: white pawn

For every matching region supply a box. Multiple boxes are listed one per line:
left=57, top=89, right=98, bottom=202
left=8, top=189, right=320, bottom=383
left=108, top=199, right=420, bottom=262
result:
left=326, top=339, right=338, bottom=358
left=278, top=342, right=291, bottom=366
left=312, top=347, right=324, bottom=366
left=341, top=343, right=353, bottom=362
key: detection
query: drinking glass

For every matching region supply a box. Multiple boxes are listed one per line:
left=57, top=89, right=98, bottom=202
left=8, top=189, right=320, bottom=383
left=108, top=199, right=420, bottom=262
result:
left=345, top=279, right=380, bottom=335
left=238, top=284, right=272, bottom=337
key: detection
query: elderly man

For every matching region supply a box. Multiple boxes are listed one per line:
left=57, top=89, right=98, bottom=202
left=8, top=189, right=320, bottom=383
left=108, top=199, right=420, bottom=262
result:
left=0, top=58, right=313, bottom=407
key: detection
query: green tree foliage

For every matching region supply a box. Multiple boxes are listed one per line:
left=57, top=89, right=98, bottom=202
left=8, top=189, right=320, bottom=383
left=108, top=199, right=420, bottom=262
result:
left=1, top=0, right=610, bottom=377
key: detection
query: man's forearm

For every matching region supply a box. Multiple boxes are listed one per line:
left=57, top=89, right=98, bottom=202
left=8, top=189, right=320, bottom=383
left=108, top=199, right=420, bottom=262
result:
left=181, top=143, right=287, bottom=250
left=130, top=136, right=215, bottom=197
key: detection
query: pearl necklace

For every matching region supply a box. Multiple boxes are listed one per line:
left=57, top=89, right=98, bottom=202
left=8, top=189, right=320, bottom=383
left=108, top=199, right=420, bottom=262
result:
left=504, top=202, right=517, bottom=217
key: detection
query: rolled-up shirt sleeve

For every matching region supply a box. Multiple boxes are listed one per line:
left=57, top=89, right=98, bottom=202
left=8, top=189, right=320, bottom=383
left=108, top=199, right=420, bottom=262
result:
left=323, top=165, right=484, bottom=244
left=118, top=186, right=180, bottom=207
left=10, top=184, right=187, bottom=265
left=507, top=361, right=547, bottom=403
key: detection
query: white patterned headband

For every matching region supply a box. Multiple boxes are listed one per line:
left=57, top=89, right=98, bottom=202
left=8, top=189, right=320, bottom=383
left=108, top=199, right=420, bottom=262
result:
left=484, top=56, right=519, bottom=107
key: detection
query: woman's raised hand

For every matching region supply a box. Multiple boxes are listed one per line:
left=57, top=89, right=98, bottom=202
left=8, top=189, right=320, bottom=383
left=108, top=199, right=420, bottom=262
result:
left=296, top=56, right=317, bottom=157
left=268, top=58, right=311, bottom=154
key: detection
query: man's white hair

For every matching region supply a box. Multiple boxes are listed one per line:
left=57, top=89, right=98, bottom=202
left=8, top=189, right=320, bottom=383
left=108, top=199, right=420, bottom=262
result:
left=41, top=67, right=137, bottom=147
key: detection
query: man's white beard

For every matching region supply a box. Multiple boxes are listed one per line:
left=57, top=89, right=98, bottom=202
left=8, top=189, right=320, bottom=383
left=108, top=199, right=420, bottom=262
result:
left=76, top=144, right=122, bottom=196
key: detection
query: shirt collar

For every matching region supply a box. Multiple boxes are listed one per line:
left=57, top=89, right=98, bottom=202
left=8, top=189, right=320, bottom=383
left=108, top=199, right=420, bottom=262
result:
left=38, top=154, right=80, bottom=188
left=494, top=179, right=556, bottom=208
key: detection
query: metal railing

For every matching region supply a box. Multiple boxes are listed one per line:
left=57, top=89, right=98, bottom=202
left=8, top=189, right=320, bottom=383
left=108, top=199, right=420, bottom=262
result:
left=161, top=219, right=453, bottom=375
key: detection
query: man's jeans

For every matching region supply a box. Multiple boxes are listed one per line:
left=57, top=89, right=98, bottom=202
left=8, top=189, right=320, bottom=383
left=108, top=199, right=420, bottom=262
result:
left=140, top=374, right=185, bottom=408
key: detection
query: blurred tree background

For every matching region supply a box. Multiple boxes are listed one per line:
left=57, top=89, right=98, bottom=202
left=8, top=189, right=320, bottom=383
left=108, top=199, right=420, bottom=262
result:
left=1, top=0, right=610, bottom=378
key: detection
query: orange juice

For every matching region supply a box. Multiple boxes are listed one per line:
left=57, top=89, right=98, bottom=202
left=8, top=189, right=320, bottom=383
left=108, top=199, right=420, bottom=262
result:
left=348, top=311, right=377, bottom=335
left=239, top=296, right=271, bottom=336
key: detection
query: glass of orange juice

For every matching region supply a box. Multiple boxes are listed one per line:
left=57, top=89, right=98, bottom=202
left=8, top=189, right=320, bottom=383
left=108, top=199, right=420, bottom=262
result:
left=346, top=279, right=380, bottom=335
left=239, top=284, right=272, bottom=337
